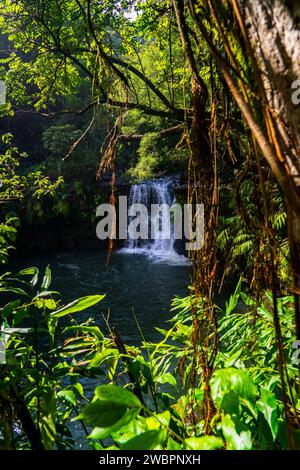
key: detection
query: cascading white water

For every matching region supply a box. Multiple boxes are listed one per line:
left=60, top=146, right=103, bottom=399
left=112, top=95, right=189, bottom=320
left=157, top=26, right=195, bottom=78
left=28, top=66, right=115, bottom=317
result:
left=126, top=178, right=175, bottom=252
left=120, top=178, right=189, bottom=265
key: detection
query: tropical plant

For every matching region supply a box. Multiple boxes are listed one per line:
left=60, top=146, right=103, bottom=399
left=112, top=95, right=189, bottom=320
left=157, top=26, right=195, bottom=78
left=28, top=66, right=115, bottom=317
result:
left=0, top=266, right=105, bottom=449
left=0, top=133, right=63, bottom=262
left=75, top=282, right=300, bottom=450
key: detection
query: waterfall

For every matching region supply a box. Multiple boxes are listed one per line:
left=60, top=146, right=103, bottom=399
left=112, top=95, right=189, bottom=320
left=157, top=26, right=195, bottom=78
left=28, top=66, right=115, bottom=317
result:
left=120, top=178, right=189, bottom=265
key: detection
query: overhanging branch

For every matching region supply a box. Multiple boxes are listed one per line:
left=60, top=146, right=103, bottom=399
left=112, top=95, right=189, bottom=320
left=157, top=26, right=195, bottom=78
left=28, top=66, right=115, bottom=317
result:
left=118, top=124, right=184, bottom=142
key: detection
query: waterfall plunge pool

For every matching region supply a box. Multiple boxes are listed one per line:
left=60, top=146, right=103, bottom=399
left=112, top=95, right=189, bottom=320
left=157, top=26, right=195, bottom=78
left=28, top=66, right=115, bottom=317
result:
left=8, top=248, right=190, bottom=345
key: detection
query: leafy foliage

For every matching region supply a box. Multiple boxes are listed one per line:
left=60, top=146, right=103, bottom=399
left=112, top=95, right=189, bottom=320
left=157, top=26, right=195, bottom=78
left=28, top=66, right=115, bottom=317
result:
left=0, top=133, right=63, bottom=262
left=0, top=266, right=105, bottom=449
left=1, top=271, right=298, bottom=449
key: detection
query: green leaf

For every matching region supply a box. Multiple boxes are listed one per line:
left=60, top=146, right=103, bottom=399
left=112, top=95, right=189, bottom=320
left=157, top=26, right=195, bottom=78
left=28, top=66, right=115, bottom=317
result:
left=34, top=291, right=59, bottom=298
left=241, top=398, right=258, bottom=420
left=121, top=430, right=166, bottom=450
left=12, top=306, right=29, bottom=326
left=75, top=386, right=141, bottom=438
left=41, top=265, right=51, bottom=290
left=39, top=384, right=56, bottom=450
left=167, top=437, right=182, bottom=450
left=0, top=287, right=29, bottom=296
left=89, top=348, right=118, bottom=367
left=257, top=389, right=278, bottom=441
left=72, top=382, right=84, bottom=398
left=146, top=411, right=170, bottom=430
left=63, top=325, right=104, bottom=342
left=57, top=389, right=77, bottom=405
left=3, top=326, right=46, bottom=335
left=225, top=277, right=242, bottom=315
left=184, top=436, right=224, bottom=450
left=221, top=414, right=252, bottom=450
left=50, top=294, right=105, bottom=318
left=155, top=372, right=177, bottom=388
left=211, top=368, right=257, bottom=406
left=47, top=316, right=58, bottom=345
left=221, top=390, right=240, bottom=415
left=75, top=400, right=127, bottom=428
left=0, top=300, right=20, bottom=319
left=88, top=408, right=139, bottom=440
left=17, top=267, right=39, bottom=286
left=35, top=298, right=57, bottom=310
left=94, top=385, right=141, bottom=408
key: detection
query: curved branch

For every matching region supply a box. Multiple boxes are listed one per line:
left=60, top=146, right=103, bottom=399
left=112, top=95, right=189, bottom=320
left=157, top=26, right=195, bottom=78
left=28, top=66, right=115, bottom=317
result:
left=118, top=124, right=184, bottom=141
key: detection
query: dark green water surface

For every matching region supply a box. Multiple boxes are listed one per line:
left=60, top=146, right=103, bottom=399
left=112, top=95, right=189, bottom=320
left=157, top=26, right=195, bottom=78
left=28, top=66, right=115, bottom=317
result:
left=10, top=249, right=190, bottom=343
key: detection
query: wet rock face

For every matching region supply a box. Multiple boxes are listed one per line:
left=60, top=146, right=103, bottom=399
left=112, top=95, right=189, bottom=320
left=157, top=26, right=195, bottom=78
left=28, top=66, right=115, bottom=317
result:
left=173, top=238, right=187, bottom=256
left=243, top=0, right=300, bottom=183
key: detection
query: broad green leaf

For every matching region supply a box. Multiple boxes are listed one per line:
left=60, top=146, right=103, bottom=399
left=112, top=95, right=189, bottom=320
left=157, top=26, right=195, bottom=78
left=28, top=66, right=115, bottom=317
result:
left=167, top=437, right=182, bottom=450
left=94, top=385, right=141, bottom=408
left=257, top=389, right=278, bottom=441
left=121, top=429, right=166, bottom=450
left=184, top=436, right=224, bottom=450
left=241, top=398, right=258, bottom=420
left=50, top=294, right=105, bottom=318
left=111, top=412, right=147, bottom=445
left=75, top=385, right=141, bottom=438
left=221, top=390, right=240, bottom=415
left=146, top=411, right=170, bottom=430
left=57, top=389, right=77, bottom=405
left=75, top=400, right=127, bottom=428
left=221, top=414, right=252, bottom=450
left=88, top=408, right=139, bottom=440
left=211, top=368, right=257, bottom=405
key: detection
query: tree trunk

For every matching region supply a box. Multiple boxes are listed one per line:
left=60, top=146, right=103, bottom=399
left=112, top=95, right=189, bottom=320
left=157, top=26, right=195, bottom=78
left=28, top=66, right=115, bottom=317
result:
left=242, top=0, right=300, bottom=342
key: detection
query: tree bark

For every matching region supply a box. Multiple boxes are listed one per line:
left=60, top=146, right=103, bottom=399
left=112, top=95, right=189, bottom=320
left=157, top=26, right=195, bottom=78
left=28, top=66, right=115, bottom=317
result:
left=242, top=0, right=300, bottom=345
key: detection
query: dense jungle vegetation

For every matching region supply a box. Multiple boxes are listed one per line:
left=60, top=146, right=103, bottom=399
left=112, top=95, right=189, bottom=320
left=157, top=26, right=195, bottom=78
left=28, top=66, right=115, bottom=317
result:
left=1, top=0, right=300, bottom=451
